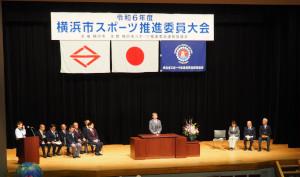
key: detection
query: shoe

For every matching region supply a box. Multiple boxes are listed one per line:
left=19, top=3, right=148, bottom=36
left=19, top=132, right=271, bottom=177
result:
left=248, top=148, right=252, bottom=151
left=258, top=148, right=261, bottom=152
left=244, top=148, right=247, bottom=151
left=95, top=152, right=103, bottom=156
left=73, top=156, right=77, bottom=158
left=267, top=148, right=270, bottom=152
left=43, top=154, right=47, bottom=158
left=47, top=154, right=52, bottom=157
left=80, top=151, right=85, bottom=154
left=76, top=156, right=80, bottom=158
left=56, top=153, right=61, bottom=156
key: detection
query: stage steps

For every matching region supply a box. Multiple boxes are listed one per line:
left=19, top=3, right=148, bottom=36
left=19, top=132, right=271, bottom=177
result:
left=275, top=160, right=300, bottom=177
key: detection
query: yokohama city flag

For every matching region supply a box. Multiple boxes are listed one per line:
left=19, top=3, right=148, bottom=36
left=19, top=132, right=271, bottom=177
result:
left=111, top=41, right=159, bottom=73
left=60, top=41, right=110, bottom=73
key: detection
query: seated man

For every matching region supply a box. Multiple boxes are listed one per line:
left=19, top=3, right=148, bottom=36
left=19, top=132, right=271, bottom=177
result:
left=59, top=123, right=69, bottom=155
left=36, top=124, right=48, bottom=158
left=67, top=125, right=82, bottom=158
left=149, top=112, right=162, bottom=135
left=86, top=122, right=103, bottom=156
left=258, top=118, right=272, bottom=152
left=73, top=122, right=88, bottom=153
left=46, top=124, right=62, bottom=156
left=243, top=120, right=256, bottom=151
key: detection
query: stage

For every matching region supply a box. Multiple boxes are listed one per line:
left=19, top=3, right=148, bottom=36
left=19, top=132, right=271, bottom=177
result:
left=7, top=141, right=300, bottom=177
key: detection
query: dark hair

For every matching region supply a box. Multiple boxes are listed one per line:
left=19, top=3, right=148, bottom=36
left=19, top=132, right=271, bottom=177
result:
left=16, top=121, right=23, bottom=126
left=87, top=122, right=93, bottom=126
left=69, top=125, right=74, bottom=129
left=231, top=120, right=237, bottom=125
left=50, top=124, right=56, bottom=128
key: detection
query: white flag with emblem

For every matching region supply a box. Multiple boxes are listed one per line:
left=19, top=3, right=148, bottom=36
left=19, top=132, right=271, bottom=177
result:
left=60, top=41, right=110, bottom=73
left=111, top=41, right=159, bottom=73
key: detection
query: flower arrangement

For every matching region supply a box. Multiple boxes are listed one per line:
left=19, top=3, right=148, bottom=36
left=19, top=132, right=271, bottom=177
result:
left=183, top=119, right=199, bottom=141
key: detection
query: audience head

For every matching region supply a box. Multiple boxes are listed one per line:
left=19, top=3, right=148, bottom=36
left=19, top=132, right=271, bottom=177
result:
left=231, top=120, right=237, bottom=127
left=61, top=124, right=66, bottom=130
left=69, top=125, right=75, bottom=132
left=152, top=112, right=158, bottom=119
left=39, top=124, right=45, bottom=131
left=50, top=124, right=56, bottom=131
left=87, top=122, right=94, bottom=128
left=247, top=121, right=252, bottom=128
left=84, top=120, right=90, bottom=126
left=16, top=121, right=23, bottom=129
left=262, top=118, right=268, bottom=125
left=73, top=122, right=79, bottom=129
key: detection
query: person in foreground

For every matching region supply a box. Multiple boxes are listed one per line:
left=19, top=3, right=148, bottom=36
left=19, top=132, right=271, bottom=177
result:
left=228, top=120, right=240, bottom=150
left=15, top=121, right=26, bottom=163
left=59, top=124, right=69, bottom=155
left=258, top=118, right=272, bottom=152
left=243, top=120, right=256, bottom=151
left=67, top=125, right=82, bottom=158
left=86, top=122, right=103, bottom=156
left=149, top=112, right=162, bottom=135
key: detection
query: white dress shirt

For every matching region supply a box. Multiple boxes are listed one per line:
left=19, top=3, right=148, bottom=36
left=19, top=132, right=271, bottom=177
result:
left=15, top=128, right=26, bottom=139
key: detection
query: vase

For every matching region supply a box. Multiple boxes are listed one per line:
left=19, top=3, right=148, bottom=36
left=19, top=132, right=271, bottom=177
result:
left=188, top=135, right=197, bottom=141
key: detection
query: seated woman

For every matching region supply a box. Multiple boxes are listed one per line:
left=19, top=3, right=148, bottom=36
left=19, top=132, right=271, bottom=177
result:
left=228, top=120, right=240, bottom=150
left=67, top=125, right=82, bottom=158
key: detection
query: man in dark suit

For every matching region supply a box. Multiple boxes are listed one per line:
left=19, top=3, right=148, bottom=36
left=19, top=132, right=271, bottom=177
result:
left=243, top=120, right=256, bottom=151
left=258, top=118, right=272, bottom=152
left=82, top=119, right=90, bottom=139
left=67, top=125, right=82, bottom=158
left=59, top=123, right=69, bottom=155
left=86, top=122, right=103, bottom=156
left=46, top=124, right=62, bottom=156
left=73, top=122, right=88, bottom=153
left=36, top=124, right=48, bottom=158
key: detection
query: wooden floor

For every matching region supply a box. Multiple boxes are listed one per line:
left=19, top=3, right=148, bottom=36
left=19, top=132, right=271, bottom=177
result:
left=7, top=141, right=300, bottom=177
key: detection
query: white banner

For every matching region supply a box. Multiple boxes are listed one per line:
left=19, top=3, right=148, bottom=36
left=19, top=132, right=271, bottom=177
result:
left=51, top=12, right=214, bottom=41
left=111, top=41, right=159, bottom=73
left=60, top=41, right=110, bottom=73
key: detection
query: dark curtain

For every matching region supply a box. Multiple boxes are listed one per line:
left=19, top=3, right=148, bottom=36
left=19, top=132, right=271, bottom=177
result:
left=3, top=2, right=300, bottom=148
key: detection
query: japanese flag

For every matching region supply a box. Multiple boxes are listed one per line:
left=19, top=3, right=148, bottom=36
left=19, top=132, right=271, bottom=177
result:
left=60, top=41, right=110, bottom=73
left=111, top=41, right=159, bottom=73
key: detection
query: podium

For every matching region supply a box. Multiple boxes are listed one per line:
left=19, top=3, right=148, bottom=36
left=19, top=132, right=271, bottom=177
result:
left=130, top=133, right=200, bottom=160
left=19, top=136, right=40, bottom=164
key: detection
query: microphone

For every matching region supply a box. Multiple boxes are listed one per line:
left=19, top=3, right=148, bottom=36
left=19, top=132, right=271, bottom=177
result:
left=26, top=126, right=36, bottom=136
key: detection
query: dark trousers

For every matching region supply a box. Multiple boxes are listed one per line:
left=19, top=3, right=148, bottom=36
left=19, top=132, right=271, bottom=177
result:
left=16, top=139, right=24, bottom=157
left=40, top=144, right=48, bottom=156
left=244, top=138, right=254, bottom=149
left=47, top=143, right=62, bottom=155
left=258, top=136, right=270, bottom=150
left=89, top=141, right=103, bottom=153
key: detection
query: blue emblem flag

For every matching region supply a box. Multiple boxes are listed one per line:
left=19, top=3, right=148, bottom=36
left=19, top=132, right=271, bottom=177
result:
left=160, top=41, right=206, bottom=72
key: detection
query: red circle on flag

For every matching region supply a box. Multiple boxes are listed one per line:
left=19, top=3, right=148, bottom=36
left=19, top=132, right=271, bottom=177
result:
left=126, top=47, right=144, bottom=66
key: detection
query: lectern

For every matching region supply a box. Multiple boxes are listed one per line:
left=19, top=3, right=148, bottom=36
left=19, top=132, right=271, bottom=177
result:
left=19, top=136, right=40, bottom=164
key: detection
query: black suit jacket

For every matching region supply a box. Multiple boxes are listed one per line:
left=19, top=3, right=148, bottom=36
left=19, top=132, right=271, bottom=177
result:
left=74, top=129, right=84, bottom=140
left=36, top=130, right=47, bottom=144
left=59, top=130, right=68, bottom=145
left=46, top=130, right=60, bottom=142
left=244, top=127, right=256, bottom=139
left=66, top=132, right=79, bottom=145
left=86, top=128, right=99, bottom=142
left=259, top=125, right=271, bottom=137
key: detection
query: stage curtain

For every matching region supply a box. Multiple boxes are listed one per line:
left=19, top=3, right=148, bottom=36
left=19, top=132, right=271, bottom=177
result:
left=3, top=2, right=300, bottom=148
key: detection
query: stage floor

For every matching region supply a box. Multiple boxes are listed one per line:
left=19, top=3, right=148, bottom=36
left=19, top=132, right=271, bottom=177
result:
left=7, top=141, right=300, bottom=177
